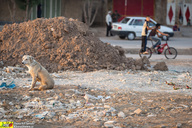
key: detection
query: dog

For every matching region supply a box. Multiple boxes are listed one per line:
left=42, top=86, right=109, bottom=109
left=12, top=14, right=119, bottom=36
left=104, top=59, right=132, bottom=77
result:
left=22, top=55, right=54, bottom=91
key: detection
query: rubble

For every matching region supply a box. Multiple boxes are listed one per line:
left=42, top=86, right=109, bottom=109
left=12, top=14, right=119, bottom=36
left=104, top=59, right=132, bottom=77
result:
left=118, top=111, right=126, bottom=118
left=153, top=61, right=168, bottom=71
left=0, top=73, right=191, bottom=127
left=132, top=56, right=152, bottom=71
left=133, top=108, right=143, bottom=114
left=0, top=55, right=191, bottom=127
left=104, top=120, right=116, bottom=128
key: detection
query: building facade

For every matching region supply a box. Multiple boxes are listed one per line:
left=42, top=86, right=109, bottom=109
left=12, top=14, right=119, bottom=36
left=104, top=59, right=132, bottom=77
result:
left=0, top=0, right=191, bottom=26
left=166, top=0, right=192, bottom=25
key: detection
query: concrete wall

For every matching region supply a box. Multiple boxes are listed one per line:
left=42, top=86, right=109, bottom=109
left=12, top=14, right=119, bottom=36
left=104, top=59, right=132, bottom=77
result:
left=154, top=0, right=167, bottom=25
left=61, top=0, right=83, bottom=21
left=0, top=0, right=25, bottom=24
left=92, top=0, right=108, bottom=26
left=60, top=0, right=108, bottom=26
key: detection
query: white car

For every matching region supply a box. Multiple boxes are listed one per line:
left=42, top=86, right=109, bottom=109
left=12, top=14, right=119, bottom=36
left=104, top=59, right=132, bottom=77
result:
left=111, top=17, right=174, bottom=40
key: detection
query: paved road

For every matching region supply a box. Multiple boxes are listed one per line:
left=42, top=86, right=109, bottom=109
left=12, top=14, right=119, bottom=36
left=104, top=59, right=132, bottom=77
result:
left=100, top=36, right=192, bottom=49
left=126, top=54, right=192, bottom=60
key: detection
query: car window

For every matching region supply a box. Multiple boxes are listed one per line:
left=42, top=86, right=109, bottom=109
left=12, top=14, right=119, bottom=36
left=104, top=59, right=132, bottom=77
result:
left=132, top=19, right=144, bottom=26
left=149, top=21, right=156, bottom=27
left=120, top=18, right=130, bottom=24
left=129, top=19, right=134, bottom=25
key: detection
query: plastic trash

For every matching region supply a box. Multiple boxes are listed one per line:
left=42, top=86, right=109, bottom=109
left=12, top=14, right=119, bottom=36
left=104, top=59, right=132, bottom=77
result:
left=97, top=96, right=103, bottom=99
left=0, top=82, right=6, bottom=88
left=0, top=81, right=15, bottom=88
left=35, top=111, right=48, bottom=119
left=105, top=96, right=111, bottom=100
left=6, top=81, right=16, bottom=88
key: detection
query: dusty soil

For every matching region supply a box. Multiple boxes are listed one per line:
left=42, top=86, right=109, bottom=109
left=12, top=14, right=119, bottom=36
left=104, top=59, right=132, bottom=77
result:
left=0, top=59, right=192, bottom=128
left=0, top=85, right=192, bottom=128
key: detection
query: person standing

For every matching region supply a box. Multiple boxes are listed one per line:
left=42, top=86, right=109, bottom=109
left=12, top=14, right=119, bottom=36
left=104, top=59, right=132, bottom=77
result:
left=141, top=16, right=153, bottom=54
left=112, top=10, right=121, bottom=22
left=106, top=11, right=112, bottom=37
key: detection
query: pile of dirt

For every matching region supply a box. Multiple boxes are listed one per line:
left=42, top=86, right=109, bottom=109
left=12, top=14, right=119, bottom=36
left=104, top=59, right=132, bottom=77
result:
left=0, top=17, right=136, bottom=72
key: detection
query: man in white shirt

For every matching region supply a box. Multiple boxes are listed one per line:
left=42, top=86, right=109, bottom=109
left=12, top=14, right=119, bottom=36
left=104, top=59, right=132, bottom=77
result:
left=141, top=16, right=153, bottom=54
left=106, top=11, right=112, bottom=36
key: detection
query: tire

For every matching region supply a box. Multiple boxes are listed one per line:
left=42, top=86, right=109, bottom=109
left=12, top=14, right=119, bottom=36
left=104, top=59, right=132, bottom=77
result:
left=127, top=33, right=135, bottom=40
left=119, top=36, right=126, bottom=39
left=139, top=47, right=152, bottom=59
left=164, top=47, right=177, bottom=59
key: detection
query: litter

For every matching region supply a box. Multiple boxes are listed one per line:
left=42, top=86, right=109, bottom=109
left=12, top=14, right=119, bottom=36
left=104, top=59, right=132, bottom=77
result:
left=0, top=81, right=16, bottom=88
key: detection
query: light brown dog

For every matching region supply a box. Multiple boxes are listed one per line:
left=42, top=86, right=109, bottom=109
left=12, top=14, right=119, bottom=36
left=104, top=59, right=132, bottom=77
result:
left=22, top=55, right=54, bottom=91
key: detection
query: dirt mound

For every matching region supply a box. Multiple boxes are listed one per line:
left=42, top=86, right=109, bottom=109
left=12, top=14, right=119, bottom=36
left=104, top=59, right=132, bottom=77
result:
left=0, top=17, right=134, bottom=72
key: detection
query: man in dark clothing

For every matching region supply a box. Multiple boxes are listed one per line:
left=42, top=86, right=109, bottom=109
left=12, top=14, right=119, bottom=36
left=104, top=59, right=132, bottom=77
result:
left=149, top=23, right=169, bottom=50
left=112, top=10, right=121, bottom=22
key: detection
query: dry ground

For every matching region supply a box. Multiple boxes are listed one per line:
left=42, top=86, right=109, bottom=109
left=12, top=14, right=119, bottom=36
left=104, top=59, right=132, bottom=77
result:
left=1, top=59, right=192, bottom=128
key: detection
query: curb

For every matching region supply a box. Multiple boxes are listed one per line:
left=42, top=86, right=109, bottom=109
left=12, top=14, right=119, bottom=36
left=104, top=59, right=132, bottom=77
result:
left=124, top=48, right=192, bottom=55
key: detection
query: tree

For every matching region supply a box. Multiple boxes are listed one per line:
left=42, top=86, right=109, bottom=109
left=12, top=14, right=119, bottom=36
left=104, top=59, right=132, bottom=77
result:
left=83, top=0, right=99, bottom=27
left=15, top=0, right=40, bottom=21
left=7, top=0, right=16, bottom=23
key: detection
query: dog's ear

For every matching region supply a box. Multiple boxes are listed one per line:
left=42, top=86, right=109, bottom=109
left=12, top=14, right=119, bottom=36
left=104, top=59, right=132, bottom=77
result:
left=29, top=56, right=34, bottom=63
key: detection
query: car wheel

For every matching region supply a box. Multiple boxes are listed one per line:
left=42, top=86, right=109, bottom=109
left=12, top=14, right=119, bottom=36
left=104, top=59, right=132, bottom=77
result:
left=127, top=33, right=135, bottom=40
left=119, top=36, right=126, bottom=39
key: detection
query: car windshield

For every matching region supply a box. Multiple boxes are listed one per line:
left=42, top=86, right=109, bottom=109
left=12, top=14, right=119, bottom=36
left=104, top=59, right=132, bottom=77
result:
left=149, top=20, right=156, bottom=26
left=120, top=18, right=130, bottom=24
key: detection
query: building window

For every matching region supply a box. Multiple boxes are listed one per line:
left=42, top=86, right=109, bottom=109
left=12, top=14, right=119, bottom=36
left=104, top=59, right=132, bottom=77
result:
left=31, top=0, right=61, bottom=20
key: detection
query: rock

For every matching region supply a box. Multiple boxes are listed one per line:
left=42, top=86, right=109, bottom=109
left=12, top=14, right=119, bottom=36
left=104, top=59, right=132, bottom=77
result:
left=0, top=61, right=4, bottom=67
left=135, top=65, right=142, bottom=70
left=134, top=57, right=151, bottom=71
left=5, top=68, right=12, bottom=73
left=46, top=112, right=56, bottom=119
left=142, top=56, right=150, bottom=66
left=59, top=115, right=66, bottom=120
left=118, top=111, right=125, bottom=118
left=153, top=62, right=168, bottom=71
left=134, top=108, right=143, bottom=114
left=115, top=46, right=125, bottom=56
left=134, top=59, right=143, bottom=69
left=17, top=115, right=23, bottom=119
left=104, top=105, right=111, bottom=109
left=105, top=96, right=111, bottom=100
left=6, top=66, right=24, bottom=73
left=22, top=95, right=31, bottom=100
left=147, top=113, right=156, bottom=117
left=76, top=100, right=81, bottom=107
left=176, top=123, right=182, bottom=128
left=131, top=65, right=136, bottom=71
left=93, top=118, right=100, bottom=122
left=97, top=96, right=103, bottom=99
left=111, top=112, right=117, bottom=117
left=0, top=108, right=5, bottom=114
left=54, top=95, right=60, bottom=100
left=104, top=120, right=116, bottom=128
left=95, top=111, right=106, bottom=117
